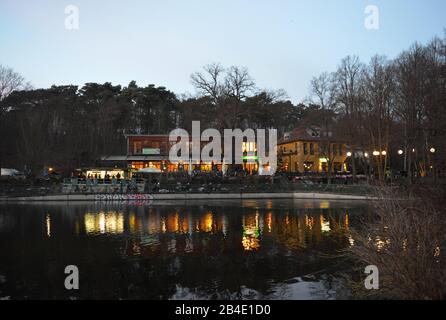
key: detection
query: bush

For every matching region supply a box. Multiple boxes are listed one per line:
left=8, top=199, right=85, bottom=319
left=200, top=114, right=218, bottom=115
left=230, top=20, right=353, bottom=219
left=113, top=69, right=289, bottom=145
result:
left=348, top=185, right=446, bottom=299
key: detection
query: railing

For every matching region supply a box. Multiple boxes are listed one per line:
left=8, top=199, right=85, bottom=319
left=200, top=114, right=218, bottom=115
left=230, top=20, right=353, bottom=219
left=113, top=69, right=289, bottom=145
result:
left=1, top=175, right=379, bottom=197
left=62, top=178, right=146, bottom=194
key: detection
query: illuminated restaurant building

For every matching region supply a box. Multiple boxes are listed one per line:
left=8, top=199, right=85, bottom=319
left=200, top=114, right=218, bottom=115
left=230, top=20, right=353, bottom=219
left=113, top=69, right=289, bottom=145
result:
left=101, top=134, right=261, bottom=174
left=278, top=127, right=348, bottom=173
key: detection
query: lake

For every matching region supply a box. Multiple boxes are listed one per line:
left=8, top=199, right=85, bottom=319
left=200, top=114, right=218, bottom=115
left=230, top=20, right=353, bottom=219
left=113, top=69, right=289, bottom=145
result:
left=0, top=199, right=369, bottom=300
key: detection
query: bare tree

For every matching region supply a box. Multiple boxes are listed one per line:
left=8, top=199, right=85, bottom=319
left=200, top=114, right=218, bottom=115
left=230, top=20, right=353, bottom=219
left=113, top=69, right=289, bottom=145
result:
left=334, top=56, right=364, bottom=180
left=225, top=66, right=255, bottom=101
left=0, top=65, right=28, bottom=100
left=360, top=55, right=395, bottom=182
left=191, top=63, right=255, bottom=129
left=310, top=72, right=338, bottom=183
left=0, top=65, right=29, bottom=171
left=225, top=66, right=255, bottom=128
left=191, top=63, right=226, bottom=105
left=394, top=37, right=446, bottom=182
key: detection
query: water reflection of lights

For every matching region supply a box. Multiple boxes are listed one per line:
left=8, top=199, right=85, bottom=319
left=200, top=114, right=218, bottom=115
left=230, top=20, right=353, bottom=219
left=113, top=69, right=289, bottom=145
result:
left=84, top=212, right=124, bottom=235
left=320, top=215, right=331, bottom=232
left=242, top=213, right=261, bottom=251
left=201, top=212, right=213, bottom=232
left=303, top=201, right=315, bottom=209
left=166, top=213, right=180, bottom=233
left=75, top=221, right=80, bottom=235
left=348, top=235, right=355, bottom=246
left=305, top=215, right=314, bottom=230
left=148, top=216, right=160, bottom=234
left=99, top=212, right=106, bottom=233
left=266, top=212, right=272, bottom=233
left=180, top=215, right=189, bottom=234
left=46, top=214, right=51, bottom=238
left=402, top=239, right=408, bottom=252
left=222, top=215, right=228, bottom=236
left=242, top=236, right=260, bottom=251
left=319, top=201, right=330, bottom=209
left=345, top=212, right=349, bottom=230
left=434, top=246, right=440, bottom=258
left=266, top=200, right=273, bottom=209
left=375, top=236, right=390, bottom=251
left=81, top=208, right=354, bottom=254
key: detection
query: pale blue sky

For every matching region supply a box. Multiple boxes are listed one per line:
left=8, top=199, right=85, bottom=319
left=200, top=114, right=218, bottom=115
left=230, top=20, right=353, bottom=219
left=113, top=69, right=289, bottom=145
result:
left=0, top=0, right=445, bottom=103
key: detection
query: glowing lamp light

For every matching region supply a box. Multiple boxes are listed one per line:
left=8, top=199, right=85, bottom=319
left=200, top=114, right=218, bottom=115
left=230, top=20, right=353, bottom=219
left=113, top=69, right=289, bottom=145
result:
left=398, top=150, right=404, bottom=155
left=373, top=151, right=380, bottom=156
left=381, top=151, right=387, bottom=156
left=430, top=148, right=436, bottom=154
left=364, top=152, right=369, bottom=158
left=346, top=152, right=352, bottom=157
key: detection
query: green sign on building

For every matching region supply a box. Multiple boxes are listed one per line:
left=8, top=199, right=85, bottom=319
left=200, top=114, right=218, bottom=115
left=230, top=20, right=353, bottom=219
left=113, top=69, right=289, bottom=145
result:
left=142, top=148, right=160, bottom=155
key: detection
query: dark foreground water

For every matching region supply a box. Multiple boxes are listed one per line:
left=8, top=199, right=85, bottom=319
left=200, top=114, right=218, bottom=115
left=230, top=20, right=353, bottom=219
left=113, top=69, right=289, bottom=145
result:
left=0, top=199, right=369, bottom=300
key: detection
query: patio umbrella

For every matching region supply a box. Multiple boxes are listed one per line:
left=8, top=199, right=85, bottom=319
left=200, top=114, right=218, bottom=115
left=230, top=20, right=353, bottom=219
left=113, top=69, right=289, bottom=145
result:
left=137, top=167, right=162, bottom=174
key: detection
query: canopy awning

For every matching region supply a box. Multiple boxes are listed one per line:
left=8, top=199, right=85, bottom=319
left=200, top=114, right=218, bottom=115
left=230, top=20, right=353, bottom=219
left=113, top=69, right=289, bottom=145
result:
left=101, top=155, right=167, bottom=161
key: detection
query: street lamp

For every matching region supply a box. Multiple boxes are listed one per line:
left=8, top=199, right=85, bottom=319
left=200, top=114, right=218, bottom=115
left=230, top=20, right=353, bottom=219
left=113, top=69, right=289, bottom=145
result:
left=373, top=151, right=380, bottom=156
left=398, top=149, right=403, bottom=155
left=430, top=147, right=436, bottom=154
left=346, top=152, right=352, bottom=157
left=381, top=151, right=387, bottom=156
left=364, top=152, right=369, bottom=158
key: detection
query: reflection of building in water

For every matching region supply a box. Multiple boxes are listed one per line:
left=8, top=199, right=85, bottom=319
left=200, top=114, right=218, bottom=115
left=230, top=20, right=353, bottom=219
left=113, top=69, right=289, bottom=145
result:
left=242, top=212, right=261, bottom=251
left=129, top=212, right=138, bottom=233
left=80, top=207, right=352, bottom=257
left=305, top=215, right=314, bottom=230
left=84, top=211, right=124, bottom=235
left=200, top=212, right=214, bottom=233
left=146, top=210, right=226, bottom=235
left=263, top=209, right=351, bottom=250
left=111, top=209, right=229, bottom=257
left=166, top=212, right=179, bottom=233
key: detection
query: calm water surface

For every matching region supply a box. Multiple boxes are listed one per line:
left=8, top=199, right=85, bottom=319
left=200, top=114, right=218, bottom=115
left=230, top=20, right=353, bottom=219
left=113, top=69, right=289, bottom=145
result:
left=0, top=199, right=369, bottom=300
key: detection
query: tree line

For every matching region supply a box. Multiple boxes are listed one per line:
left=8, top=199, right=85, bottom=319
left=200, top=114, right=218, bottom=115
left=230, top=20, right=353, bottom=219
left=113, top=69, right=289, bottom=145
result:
left=0, top=32, right=445, bottom=182
left=0, top=65, right=300, bottom=174
left=309, top=34, right=446, bottom=182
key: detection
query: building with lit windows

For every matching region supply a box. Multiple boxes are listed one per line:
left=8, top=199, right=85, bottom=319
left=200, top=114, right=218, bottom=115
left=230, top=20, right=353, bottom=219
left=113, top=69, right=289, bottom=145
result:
left=277, top=127, right=347, bottom=173
left=101, top=134, right=261, bottom=174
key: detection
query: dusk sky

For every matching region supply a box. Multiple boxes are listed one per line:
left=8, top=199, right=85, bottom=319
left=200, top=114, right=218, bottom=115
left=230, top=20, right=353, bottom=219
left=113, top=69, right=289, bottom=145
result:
left=1, top=0, right=445, bottom=103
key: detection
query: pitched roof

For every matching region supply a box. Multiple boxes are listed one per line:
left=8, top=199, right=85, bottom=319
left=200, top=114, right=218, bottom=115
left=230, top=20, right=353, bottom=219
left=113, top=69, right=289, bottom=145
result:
left=278, top=126, right=344, bottom=145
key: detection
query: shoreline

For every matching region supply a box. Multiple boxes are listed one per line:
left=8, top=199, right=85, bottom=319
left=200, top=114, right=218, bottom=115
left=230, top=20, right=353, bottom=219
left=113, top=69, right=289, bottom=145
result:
left=0, top=192, right=374, bottom=202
